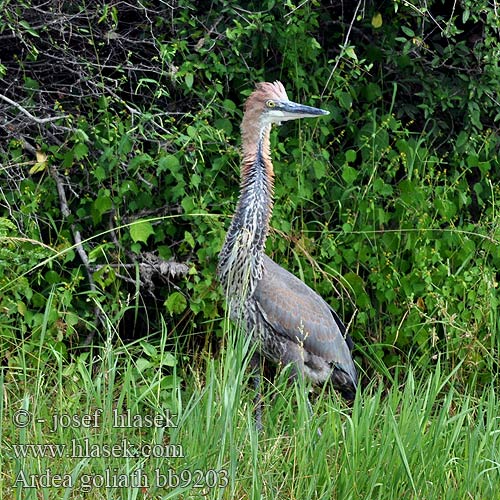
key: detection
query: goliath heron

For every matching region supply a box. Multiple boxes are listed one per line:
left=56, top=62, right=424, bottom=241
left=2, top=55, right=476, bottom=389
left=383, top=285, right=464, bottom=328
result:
left=217, top=81, right=357, bottom=420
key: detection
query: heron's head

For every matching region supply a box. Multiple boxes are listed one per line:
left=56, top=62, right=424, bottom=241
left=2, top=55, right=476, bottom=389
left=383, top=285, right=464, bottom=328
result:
left=243, top=81, right=329, bottom=130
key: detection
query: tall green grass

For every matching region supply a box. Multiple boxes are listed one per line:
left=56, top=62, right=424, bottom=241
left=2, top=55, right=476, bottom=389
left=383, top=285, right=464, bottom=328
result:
left=1, top=318, right=499, bottom=499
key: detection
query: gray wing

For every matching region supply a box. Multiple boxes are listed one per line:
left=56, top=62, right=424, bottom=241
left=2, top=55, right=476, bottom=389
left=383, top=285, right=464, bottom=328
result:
left=254, top=255, right=357, bottom=386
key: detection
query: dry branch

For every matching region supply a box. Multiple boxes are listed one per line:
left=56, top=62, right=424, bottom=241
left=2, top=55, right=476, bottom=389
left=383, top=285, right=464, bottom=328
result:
left=50, top=165, right=102, bottom=344
left=0, top=92, right=68, bottom=124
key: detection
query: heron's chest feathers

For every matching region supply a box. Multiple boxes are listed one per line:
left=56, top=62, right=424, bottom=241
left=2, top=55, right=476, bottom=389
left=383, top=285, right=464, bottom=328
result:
left=217, top=191, right=270, bottom=294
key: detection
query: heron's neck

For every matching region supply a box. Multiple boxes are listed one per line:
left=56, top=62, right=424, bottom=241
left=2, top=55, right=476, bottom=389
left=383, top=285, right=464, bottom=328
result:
left=218, top=124, right=274, bottom=301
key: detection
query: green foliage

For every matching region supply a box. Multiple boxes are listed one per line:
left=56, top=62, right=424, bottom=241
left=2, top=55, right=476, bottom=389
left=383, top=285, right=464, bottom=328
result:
left=0, top=217, right=83, bottom=363
left=0, top=0, right=498, bottom=387
left=1, top=5, right=499, bottom=497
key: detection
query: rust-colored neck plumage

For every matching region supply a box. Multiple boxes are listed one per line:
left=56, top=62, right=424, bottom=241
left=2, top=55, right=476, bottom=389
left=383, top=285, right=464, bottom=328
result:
left=217, top=90, right=277, bottom=313
left=240, top=123, right=275, bottom=202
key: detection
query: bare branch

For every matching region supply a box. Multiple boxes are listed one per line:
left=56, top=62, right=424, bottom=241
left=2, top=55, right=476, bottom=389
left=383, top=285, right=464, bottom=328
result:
left=0, top=92, right=68, bottom=124
left=50, top=165, right=102, bottom=344
left=321, top=0, right=363, bottom=97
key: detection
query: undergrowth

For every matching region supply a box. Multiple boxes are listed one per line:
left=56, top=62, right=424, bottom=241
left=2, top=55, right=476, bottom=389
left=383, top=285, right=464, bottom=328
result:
left=1, top=0, right=499, bottom=383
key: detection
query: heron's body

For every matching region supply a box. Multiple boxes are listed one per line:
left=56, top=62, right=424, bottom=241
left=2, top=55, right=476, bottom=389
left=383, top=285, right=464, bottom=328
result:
left=218, top=81, right=357, bottom=398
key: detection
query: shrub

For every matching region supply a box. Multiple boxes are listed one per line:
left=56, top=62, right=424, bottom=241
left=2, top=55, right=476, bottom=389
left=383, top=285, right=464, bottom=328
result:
left=0, top=0, right=498, bottom=383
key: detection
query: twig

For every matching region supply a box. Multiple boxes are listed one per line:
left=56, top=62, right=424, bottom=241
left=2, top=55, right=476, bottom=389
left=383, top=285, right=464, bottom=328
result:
left=321, top=0, right=363, bottom=97
left=19, top=137, right=38, bottom=155
left=0, top=92, right=68, bottom=124
left=50, top=165, right=102, bottom=344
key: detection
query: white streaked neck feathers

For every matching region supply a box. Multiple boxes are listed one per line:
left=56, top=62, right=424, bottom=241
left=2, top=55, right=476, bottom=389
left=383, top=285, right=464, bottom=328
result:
left=217, top=120, right=275, bottom=308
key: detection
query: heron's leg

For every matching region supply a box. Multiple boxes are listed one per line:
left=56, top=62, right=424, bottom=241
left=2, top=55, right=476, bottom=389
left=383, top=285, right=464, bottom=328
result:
left=290, top=372, right=322, bottom=436
left=305, top=396, right=322, bottom=437
left=250, top=352, right=263, bottom=432
left=280, top=344, right=323, bottom=437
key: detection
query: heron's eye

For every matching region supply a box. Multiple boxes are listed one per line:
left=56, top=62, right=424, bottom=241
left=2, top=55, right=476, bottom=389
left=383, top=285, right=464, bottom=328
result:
left=266, top=100, right=276, bottom=108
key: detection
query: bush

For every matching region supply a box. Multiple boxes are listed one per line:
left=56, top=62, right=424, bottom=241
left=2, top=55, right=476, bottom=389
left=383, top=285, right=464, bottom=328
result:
left=0, top=0, right=498, bottom=384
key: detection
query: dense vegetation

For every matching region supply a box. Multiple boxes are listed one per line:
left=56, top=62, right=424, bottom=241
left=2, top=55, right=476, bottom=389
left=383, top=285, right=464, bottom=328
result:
left=1, top=1, right=499, bottom=498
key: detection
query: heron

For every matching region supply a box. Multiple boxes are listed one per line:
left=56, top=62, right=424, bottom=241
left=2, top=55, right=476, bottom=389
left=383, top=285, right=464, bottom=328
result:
left=217, top=81, right=357, bottom=424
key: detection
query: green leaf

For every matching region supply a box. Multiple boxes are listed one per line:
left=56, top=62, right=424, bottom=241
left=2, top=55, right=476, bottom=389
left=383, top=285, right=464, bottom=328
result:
left=73, top=143, right=89, bottom=161
left=214, top=118, right=233, bottom=135
left=140, top=340, right=158, bottom=358
left=160, top=374, right=179, bottom=389
left=343, top=272, right=371, bottom=308
left=91, top=194, right=112, bottom=224
left=191, top=173, right=201, bottom=188
left=223, top=99, right=236, bottom=112
left=362, top=83, right=382, bottom=102
left=342, top=165, right=358, bottom=184
left=344, top=46, right=357, bottom=61
left=130, top=220, right=155, bottom=243
left=342, top=222, right=353, bottom=233
left=456, top=131, right=468, bottom=151
left=136, top=357, right=153, bottom=373
left=93, top=195, right=112, bottom=216
left=165, top=292, right=187, bottom=316
left=338, top=91, right=352, bottom=110
left=158, top=154, right=180, bottom=173
left=401, top=26, right=415, bottom=37
left=345, top=150, right=357, bottom=163
left=436, top=198, right=457, bottom=219
left=468, top=102, right=482, bottom=129
left=373, top=178, right=393, bottom=196
left=161, top=352, right=177, bottom=367
left=66, top=312, right=79, bottom=327
left=371, top=12, right=383, bottom=29
left=185, top=72, right=194, bottom=89
left=45, top=270, right=61, bottom=284
left=129, top=153, right=153, bottom=170
left=184, top=231, right=195, bottom=248
left=93, top=166, right=106, bottom=181
left=466, top=154, right=479, bottom=167
left=181, top=196, right=195, bottom=214
left=17, top=301, right=27, bottom=316
left=20, top=20, right=40, bottom=37
left=312, top=160, right=326, bottom=179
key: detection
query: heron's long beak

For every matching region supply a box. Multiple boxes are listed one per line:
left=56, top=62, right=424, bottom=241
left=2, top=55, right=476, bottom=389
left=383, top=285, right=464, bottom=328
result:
left=280, top=100, right=329, bottom=120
